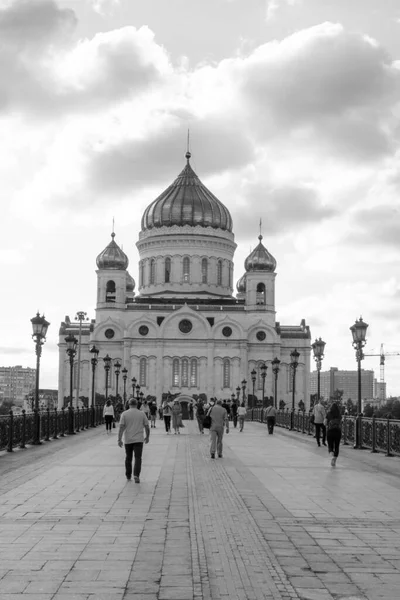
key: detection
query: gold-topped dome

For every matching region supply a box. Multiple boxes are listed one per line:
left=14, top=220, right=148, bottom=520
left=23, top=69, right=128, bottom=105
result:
left=244, top=235, right=276, bottom=272
left=236, top=273, right=246, bottom=293
left=141, top=152, right=233, bottom=232
left=96, top=233, right=129, bottom=270
left=126, top=272, right=135, bottom=292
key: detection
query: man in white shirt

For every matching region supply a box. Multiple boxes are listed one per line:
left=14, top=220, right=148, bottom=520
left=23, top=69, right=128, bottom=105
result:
left=209, top=399, right=229, bottom=459
left=313, top=400, right=327, bottom=447
left=118, top=398, right=150, bottom=483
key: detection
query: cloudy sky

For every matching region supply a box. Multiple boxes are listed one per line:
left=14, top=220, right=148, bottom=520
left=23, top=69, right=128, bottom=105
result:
left=2, top=0, right=400, bottom=395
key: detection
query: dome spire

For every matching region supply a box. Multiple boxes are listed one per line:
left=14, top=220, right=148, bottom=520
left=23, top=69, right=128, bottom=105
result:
left=185, top=128, right=191, bottom=162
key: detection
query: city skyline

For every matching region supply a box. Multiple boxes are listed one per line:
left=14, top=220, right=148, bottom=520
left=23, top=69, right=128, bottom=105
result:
left=2, top=0, right=400, bottom=393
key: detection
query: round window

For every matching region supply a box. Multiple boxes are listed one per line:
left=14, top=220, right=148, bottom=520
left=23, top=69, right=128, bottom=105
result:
left=256, top=331, right=266, bottom=341
left=139, top=325, right=149, bottom=336
left=104, top=328, right=115, bottom=339
left=222, top=326, right=232, bottom=338
left=179, top=319, right=193, bottom=334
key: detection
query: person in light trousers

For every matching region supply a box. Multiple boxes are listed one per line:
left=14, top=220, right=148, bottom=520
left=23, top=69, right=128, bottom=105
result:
left=209, top=399, right=229, bottom=458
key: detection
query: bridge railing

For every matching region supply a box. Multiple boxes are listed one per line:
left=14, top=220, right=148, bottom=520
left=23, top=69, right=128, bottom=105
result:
left=0, top=407, right=104, bottom=453
left=248, top=408, right=400, bottom=457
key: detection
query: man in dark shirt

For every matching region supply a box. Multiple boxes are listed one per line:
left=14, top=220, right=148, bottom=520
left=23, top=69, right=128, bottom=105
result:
left=231, top=400, right=238, bottom=428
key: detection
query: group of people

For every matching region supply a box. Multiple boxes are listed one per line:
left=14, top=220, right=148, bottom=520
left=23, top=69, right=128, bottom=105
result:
left=113, top=394, right=343, bottom=485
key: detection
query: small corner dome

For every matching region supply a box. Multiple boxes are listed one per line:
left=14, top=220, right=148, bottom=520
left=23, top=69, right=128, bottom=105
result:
left=126, top=273, right=135, bottom=292
left=141, top=151, right=233, bottom=232
left=245, top=235, right=276, bottom=272
left=96, top=233, right=129, bottom=270
left=236, top=274, right=246, bottom=293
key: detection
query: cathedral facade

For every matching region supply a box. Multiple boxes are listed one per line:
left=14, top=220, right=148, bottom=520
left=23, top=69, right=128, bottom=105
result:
left=58, top=152, right=311, bottom=408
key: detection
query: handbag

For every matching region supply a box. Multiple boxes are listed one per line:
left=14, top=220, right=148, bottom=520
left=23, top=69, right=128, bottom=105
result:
left=203, top=408, right=212, bottom=429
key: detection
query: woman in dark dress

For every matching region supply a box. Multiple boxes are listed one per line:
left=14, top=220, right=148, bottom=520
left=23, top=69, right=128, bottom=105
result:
left=326, top=402, right=342, bottom=467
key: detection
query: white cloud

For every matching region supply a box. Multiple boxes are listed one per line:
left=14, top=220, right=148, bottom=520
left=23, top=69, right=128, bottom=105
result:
left=87, top=0, right=120, bottom=16
left=266, top=0, right=302, bottom=21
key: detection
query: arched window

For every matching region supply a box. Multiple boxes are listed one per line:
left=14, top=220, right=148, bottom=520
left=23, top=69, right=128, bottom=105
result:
left=288, top=365, right=293, bottom=393
left=190, top=359, right=197, bottom=387
left=106, top=280, right=116, bottom=303
left=172, top=359, right=180, bottom=386
left=229, top=263, right=233, bottom=288
left=139, top=358, right=147, bottom=387
left=181, top=359, right=189, bottom=387
left=73, top=361, right=79, bottom=389
left=150, top=259, right=156, bottom=285
left=201, top=258, right=208, bottom=283
left=256, top=282, right=266, bottom=305
left=183, top=256, right=190, bottom=282
left=217, top=260, right=223, bottom=285
left=223, top=359, right=230, bottom=388
left=140, top=262, right=144, bottom=287
left=165, top=257, right=171, bottom=283
left=257, top=364, right=263, bottom=390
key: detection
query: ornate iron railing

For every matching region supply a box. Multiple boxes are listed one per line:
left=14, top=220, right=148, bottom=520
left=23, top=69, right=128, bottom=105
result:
left=0, top=406, right=104, bottom=453
left=248, top=408, right=400, bottom=457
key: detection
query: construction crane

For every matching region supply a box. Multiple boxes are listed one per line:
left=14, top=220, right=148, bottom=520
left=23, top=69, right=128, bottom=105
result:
left=363, top=343, right=400, bottom=403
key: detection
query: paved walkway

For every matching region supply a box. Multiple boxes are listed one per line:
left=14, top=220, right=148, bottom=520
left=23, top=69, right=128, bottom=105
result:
left=0, top=419, right=399, bottom=600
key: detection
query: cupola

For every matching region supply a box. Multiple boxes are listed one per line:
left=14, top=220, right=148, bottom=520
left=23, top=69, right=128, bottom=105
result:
left=96, top=233, right=129, bottom=271
left=244, top=235, right=276, bottom=273
left=141, top=151, right=233, bottom=232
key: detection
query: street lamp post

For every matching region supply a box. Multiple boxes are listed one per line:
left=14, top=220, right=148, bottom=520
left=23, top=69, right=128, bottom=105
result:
left=132, top=377, right=137, bottom=397
left=312, top=337, right=326, bottom=409
left=31, top=312, right=50, bottom=445
left=75, top=311, right=88, bottom=407
left=136, top=384, right=141, bottom=401
left=103, top=355, right=112, bottom=402
left=241, top=379, right=247, bottom=407
left=260, top=363, right=267, bottom=407
left=122, top=368, right=128, bottom=407
left=65, top=333, right=78, bottom=435
left=114, top=360, right=121, bottom=401
left=290, top=349, right=300, bottom=430
left=271, top=357, right=280, bottom=409
left=89, top=345, right=99, bottom=427
left=236, top=386, right=241, bottom=402
left=350, top=317, right=368, bottom=449
left=251, top=369, right=257, bottom=408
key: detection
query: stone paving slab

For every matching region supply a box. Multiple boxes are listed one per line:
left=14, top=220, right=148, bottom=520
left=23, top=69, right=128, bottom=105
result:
left=0, top=420, right=399, bottom=599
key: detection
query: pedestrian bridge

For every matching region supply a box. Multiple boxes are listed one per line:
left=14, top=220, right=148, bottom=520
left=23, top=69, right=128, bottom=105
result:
left=0, top=418, right=399, bottom=600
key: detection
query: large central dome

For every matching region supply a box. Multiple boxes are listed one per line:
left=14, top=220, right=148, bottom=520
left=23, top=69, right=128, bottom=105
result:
left=141, top=152, right=233, bottom=232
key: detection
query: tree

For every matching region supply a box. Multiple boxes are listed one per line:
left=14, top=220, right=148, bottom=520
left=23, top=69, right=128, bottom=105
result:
left=363, top=403, right=374, bottom=417
left=346, top=398, right=355, bottom=415
left=298, top=400, right=305, bottom=411
left=0, top=400, right=14, bottom=415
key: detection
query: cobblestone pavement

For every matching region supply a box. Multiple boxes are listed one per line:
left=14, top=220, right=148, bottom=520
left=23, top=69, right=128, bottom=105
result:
left=0, top=419, right=399, bottom=600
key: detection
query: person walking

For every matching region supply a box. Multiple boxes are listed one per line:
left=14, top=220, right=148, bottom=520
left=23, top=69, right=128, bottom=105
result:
left=231, top=400, right=238, bottom=428
left=163, top=399, right=172, bottom=433
left=149, top=402, right=158, bottom=428
left=103, top=399, right=115, bottom=434
left=209, top=399, right=229, bottom=458
left=196, top=401, right=205, bottom=433
left=326, top=402, right=342, bottom=466
left=238, top=402, right=246, bottom=432
left=118, top=398, right=150, bottom=483
left=313, top=399, right=327, bottom=447
left=265, top=403, right=277, bottom=434
left=141, top=400, right=150, bottom=419
left=172, top=400, right=182, bottom=434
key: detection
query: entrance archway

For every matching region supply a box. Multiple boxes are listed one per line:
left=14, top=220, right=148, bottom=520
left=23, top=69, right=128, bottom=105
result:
left=176, top=394, right=195, bottom=420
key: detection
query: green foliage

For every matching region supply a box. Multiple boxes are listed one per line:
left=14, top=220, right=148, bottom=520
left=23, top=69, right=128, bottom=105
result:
left=0, top=400, right=14, bottom=415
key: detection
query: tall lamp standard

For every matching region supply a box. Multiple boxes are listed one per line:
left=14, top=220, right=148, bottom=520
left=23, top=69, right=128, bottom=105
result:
left=311, top=337, right=326, bottom=409
left=75, top=311, right=88, bottom=407
left=65, top=333, right=78, bottom=435
left=260, top=363, right=267, bottom=407
left=241, top=379, right=247, bottom=407
left=136, top=384, right=141, bottom=401
left=236, top=386, right=241, bottom=403
left=350, top=317, right=368, bottom=449
left=122, top=368, right=128, bottom=407
left=290, top=349, right=300, bottom=430
left=131, top=377, right=137, bottom=397
left=251, top=369, right=257, bottom=408
left=114, top=360, right=121, bottom=401
left=89, top=345, right=99, bottom=427
left=103, top=355, right=112, bottom=402
left=31, top=312, right=50, bottom=445
left=271, top=357, right=280, bottom=409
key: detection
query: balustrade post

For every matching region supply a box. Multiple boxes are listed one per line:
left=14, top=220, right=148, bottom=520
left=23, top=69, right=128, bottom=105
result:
left=45, top=407, right=50, bottom=441
left=302, top=411, right=305, bottom=434
left=20, top=409, right=26, bottom=449
left=60, top=407, right=65, bottom=437
left=76, top=406, right=80, bottom=432
left=7, top=410, right=13, bottom=452
left=260, top=408, right=263, bottom=423
left=53, top=408, right=58, bottom=439
left=371, top=415, right=377, bottom=453
left=386, top=418, right=393, bottom=457
left=342, top=416, right=348, bottom=445
left=68, top=405, right=75, bottom=435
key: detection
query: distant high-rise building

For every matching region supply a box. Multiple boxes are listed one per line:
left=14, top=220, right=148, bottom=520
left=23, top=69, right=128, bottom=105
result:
left=0, top=366, right=36, bottom=405
left=310, top=367, right=374, bottom=403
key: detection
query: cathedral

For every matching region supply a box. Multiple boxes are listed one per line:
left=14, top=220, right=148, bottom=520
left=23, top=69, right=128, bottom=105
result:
left=58, top=151, right=311, bottom=409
